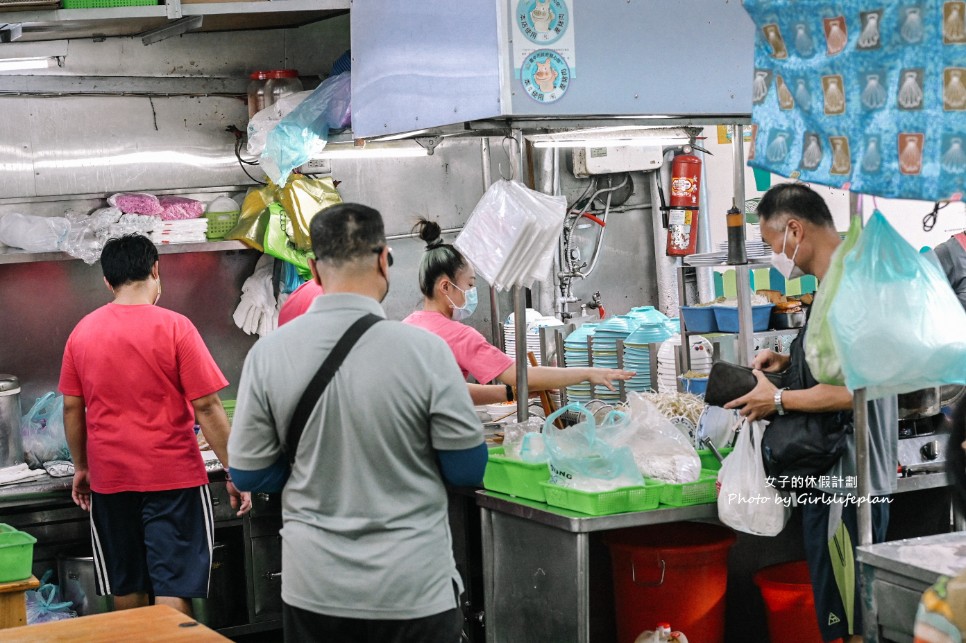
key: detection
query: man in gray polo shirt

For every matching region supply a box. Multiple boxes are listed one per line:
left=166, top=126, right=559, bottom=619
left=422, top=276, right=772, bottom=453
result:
left=228, top=203, right=487, bottom=643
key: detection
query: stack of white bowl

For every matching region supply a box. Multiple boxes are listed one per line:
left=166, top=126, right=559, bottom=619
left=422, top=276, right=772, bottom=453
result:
left=503, top=310, right=563, bottom=365
left=656, top=335, right=714, bottom=394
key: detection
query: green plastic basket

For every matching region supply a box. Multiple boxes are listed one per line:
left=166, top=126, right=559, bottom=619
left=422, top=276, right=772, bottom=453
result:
left=660, top=469, right=720, bottom=507
left=0, top=526, right=36, bottom=583
left=539, top=479, right=665, bottom=516
left=697, top=447, right=733, bottom=472
left=205, top=210, right=241, bottom=240
left=483, top=447, right=550, bottom=502
left=221, top=400, right=235, bottom=423
left=62, top=0, right=155, bottom=8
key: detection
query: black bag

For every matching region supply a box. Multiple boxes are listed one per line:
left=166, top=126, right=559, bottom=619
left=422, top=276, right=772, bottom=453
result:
left=705, top=361, right=784, bottom=408
left=760, top=318, right=852, bottom=482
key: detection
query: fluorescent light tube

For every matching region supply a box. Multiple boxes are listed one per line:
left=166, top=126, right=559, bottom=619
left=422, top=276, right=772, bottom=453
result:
left=532, top=136, right=690, bottom=149
left=0, top=56, right=58, bottom=72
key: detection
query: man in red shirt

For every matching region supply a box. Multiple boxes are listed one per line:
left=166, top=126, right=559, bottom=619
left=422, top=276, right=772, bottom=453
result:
left=59, top=234, right=250, bottom=617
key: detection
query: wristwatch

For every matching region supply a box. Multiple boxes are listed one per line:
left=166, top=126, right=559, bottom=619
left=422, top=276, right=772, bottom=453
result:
left=774, top=388, right=787, bottom=416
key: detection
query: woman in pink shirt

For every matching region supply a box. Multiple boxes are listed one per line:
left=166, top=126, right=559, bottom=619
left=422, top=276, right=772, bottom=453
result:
left=402, top=219, right=633, bottom=405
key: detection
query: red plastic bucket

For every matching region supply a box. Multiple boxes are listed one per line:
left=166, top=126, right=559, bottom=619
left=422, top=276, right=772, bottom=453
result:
left=603, top=523, right=736, bottom=643
left=754, top=560, right=823, bottom=643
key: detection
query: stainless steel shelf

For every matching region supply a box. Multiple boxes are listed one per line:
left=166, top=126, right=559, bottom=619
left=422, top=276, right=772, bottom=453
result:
left=0, top=239, right=252, bottom=264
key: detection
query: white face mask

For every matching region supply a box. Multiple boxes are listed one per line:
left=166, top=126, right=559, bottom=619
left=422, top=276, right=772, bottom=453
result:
left=154, top=276, right=162, bottom=305
left=770, top=226, right=805, bottom=280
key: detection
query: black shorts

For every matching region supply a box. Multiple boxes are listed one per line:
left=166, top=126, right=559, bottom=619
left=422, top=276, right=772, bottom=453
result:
left=282, top=602, right=463, bottom=643
left=800, top=491, right=890, bottom=641
left=90, top=486, right=214, bottom=599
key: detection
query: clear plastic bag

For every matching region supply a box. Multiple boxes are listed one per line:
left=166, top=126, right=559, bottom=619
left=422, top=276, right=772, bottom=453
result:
left=828, top=211, right=966, bottom=397
left=716, top=419, right=790, bottom=536
left=542, top=404, right=644, bottom=492
left=26, top=573, right=76, bottom=624
left=21, top=392, right=71, bottom=468
left=107, top=192, right=163, bottom=216
left=0, top=213, right=70, bottom=252
left=805, top=215, right=862, bottom=385
left=454, top=180, right=567, bottom=291
left=605, top=394, right=702, bottom=484
left=260, top=72, right=352, bottom=186
left=501, top=416, right=545, bottom=460
left=62, top=208, right=159, bottom=264
left=247, top=90, right=312, bottom=157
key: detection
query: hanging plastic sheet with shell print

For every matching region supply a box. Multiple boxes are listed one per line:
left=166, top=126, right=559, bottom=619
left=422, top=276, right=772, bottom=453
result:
left=742, top=0, right=966, bottom=201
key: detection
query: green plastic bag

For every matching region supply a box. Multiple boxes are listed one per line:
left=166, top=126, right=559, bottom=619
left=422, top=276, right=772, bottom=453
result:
left=804, top=216, right=861, bottom=385
left=263, top=203, right=313, bottom=280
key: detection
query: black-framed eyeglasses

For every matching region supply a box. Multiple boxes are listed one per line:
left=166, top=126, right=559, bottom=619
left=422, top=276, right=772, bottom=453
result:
left=373, top=246, right=393, bottom=267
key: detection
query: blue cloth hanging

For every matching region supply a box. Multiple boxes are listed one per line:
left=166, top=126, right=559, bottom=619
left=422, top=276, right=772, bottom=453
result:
left=742, top=0, right=966, bottom=201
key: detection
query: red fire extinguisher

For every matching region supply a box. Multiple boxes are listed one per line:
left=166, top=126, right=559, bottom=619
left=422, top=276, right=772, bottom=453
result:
left=665, top=150, right=702, bottom=256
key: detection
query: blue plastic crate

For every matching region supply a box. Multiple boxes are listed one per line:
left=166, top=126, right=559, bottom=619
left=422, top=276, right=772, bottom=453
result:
left=711, top=303, right=775, bottom=332
left=679, top=306, right=717, bottom=333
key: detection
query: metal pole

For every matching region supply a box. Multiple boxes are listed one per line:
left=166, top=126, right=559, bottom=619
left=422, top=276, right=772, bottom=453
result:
left=514, top=285, right=529, bottom=422
left=854, top=388, right=873, bottom=546
left=849, top=192, right=873, bottom=547
left=510, top=128, right=530, bottom=423
left=481, top=138, right=504, bottom=352
left=732, top=124, right=754, bottom=366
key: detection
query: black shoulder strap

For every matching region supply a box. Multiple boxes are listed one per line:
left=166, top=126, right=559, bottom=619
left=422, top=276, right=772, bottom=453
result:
left=285, top=313, right=382, bottom=464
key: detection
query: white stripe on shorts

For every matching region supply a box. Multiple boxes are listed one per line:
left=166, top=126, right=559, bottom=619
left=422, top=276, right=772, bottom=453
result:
left=89, top=497, right=111, bottom=595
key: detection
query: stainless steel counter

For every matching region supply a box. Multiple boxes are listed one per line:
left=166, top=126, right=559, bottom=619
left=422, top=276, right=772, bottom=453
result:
left=0, top=467, right=228, bottom=510
left=478, top=490, right=721, bottom=643
left=476, top=490, right=717, bottom=533
left=857, top=531, right=966, bottom=642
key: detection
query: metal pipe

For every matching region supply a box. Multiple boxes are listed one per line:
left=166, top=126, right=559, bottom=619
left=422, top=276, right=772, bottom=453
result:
left=695, top=145, right=715, bottom=304
left=732, top=124, right=754, bottom=364
left=648, top=170, right=678, bottom=316
left=481, top=137, right=503, bottom=351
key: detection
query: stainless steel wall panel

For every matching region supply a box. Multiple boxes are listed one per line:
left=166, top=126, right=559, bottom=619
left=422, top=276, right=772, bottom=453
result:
left=0, top=249, right=260, bottom=407
left=351, top=0, right=754, bottom=137
left=0, top=102, right=37, bottom=199
left=0, top=95, right=251, bottom=198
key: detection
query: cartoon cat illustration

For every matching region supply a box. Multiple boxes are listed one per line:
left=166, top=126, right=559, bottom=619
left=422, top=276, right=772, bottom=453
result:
left=531, top=0, right=555, bottom=32
left=533, top=57, right=558, bottom=93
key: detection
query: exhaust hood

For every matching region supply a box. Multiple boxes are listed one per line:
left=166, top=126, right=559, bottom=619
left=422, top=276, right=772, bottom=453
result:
left=350, top=0, right=755, bottom=139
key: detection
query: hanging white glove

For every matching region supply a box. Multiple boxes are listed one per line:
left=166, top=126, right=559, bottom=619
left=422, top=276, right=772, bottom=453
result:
left=234, top=254, right=277, bottom=336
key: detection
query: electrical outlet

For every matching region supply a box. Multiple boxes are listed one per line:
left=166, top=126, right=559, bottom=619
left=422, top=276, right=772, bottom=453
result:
left=299, top=158, right=332, bottom=175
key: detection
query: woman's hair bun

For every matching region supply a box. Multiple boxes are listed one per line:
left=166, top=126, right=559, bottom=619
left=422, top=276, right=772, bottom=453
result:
left=413, top=218, right=443, bottom=249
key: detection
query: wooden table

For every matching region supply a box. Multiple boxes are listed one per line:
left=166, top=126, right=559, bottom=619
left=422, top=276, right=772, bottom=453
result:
left=0, top=575, right=40, bottom=629
left=1, top=604, right=230, bottom=641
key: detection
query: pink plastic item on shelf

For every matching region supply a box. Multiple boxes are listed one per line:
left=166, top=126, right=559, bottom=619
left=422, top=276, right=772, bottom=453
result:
left=158, top=196, right=205, bottom=221
left=107, top=192, right=164, bottom=216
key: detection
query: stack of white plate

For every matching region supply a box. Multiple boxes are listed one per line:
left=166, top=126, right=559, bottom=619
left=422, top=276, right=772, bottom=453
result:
left=622, top=322, right=674, bottom=393
left=655, top=335, right=714, bottom=394
left=503, top=310, right=563, bottom=365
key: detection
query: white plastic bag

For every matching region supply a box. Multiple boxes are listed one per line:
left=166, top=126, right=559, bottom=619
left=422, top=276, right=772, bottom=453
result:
left=716, top=419, right=790, bottom=536
left=454, top=180, right=566, bottom=291
left=603, top=394, right=702, bottom=484
left=0, top=213, right=70, bottom=252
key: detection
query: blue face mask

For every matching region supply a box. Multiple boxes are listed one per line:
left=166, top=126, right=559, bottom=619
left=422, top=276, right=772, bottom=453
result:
left=447, top=284, right=478, bottom=321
